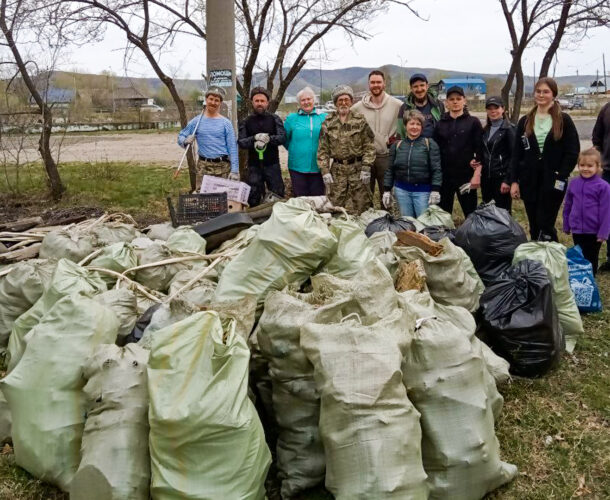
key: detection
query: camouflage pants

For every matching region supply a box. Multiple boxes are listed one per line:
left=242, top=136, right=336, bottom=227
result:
left=328, top=161, right=373, bottom=215
left=196, top=158, right=231, bottom=191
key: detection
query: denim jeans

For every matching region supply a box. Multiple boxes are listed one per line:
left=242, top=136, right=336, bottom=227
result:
left=394, top=186, right=430, bottom=218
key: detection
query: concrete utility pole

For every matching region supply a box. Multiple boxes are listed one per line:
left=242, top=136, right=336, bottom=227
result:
left=206, top=0, right=237, bottom=131
left=603, top=53, right=607, bottom=94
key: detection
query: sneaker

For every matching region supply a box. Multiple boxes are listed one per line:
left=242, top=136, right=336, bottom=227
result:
left=598, top=261, right=610, bottom=272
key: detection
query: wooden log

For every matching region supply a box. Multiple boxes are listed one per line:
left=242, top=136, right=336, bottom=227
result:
left=395, top=260, right=428, bottom=293
left=43, top=214, right=88, bottom=226
left=0, top=216, right=43, bottom=232
left=0, top=243, right=41, bottom=263
left=395, top=230, right=444, bottom=257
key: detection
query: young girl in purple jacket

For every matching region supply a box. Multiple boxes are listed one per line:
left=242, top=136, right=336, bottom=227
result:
left=563, top=148, right=610, bottom=273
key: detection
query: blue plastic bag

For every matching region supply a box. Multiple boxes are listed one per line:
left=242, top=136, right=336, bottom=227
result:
left=566, top=246, right=602, bottom=313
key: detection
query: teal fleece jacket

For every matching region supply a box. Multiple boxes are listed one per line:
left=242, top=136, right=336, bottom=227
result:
left=283, top=108, right=327, bottom=173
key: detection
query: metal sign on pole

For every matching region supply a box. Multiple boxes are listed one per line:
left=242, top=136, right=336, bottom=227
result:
left=206, top=0, right=237, bottom=132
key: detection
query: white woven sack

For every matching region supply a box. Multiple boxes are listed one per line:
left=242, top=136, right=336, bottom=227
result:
left=394, top=238, right=484, bottom=312
left=301, top=309, right=428, bottom=500
left=7, top=259, right=107, bottom=372
left=1, top=295, right=119, bottom=491
left=399, top=291, right=517, bottom=499
left=258, top=290, right=355, bottom=498
left=71, top=344, right=149, bottom=500
left=513, top=241, right=583, bottom=353
left=0, top=259, right=55, bottom=347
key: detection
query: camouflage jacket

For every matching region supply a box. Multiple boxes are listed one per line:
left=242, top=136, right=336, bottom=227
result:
left=317, top=110, right=376, bottom=175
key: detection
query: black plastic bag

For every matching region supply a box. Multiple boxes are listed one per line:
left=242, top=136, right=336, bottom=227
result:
left=419, top=225, right=455, bottom=242
left=454, top=202, right=527, bottom=285
left=479, top=259, right=563, bottom=377
left=122, top=303, right=162, bottom=345
left=365, top=214, right=415, bottom=238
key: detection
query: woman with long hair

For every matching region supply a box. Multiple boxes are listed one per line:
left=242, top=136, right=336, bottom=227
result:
left=509, top=77, right=580, bottom=240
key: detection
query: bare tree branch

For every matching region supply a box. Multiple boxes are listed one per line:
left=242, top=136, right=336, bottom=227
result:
left=499, top=0, right=609, bottom=121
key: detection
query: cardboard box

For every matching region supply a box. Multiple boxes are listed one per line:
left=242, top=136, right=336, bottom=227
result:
left=200, top=175, right=251, bottom=205
left=227, top=200, right=247, bottom=213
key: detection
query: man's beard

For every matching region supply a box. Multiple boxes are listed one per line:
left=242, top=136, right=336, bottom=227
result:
left=371, top=88, right=383, bottom=96
left=414, top=94, right=427, bottom=105
left=254, top=106, right=266, bottom=114
left=338, top=105, right=350, bottom=114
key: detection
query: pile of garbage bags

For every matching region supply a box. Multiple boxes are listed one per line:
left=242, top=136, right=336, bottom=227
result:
left=0, top=198, right=588, bottom=498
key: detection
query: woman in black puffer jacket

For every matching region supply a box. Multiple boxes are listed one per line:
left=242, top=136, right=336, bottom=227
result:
left=383, top=110, right=442, bottom=217
left=481, top=96, right=516, bottom=212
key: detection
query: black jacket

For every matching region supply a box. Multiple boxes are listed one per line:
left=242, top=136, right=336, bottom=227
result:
left=482, top=118, right=516, bottom=183
left=509, top=112, right=580, bottom=201
left=433, top=110, right=484, bottom=186
left=238, top=112, right=286, bottom=166
left=592, top=102, right=610, bottom=171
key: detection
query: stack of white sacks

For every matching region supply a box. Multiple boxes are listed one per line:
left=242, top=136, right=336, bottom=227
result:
left=0, top=200, right=517, bottom=499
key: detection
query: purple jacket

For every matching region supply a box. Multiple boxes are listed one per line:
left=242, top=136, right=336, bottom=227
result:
left=563, top=175, right=610, bottom=240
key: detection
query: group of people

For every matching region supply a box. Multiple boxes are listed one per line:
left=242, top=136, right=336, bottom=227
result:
left=178, top=72, right=610, bottom=273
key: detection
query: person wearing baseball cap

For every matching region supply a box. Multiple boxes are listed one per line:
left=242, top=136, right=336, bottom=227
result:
left=238, top=86, right=286, bottom=206
left=433, top=84, right=484, bottom=218
left=177, top=85, right=239, bottom=190
left=480, top=96, right=516, bottom=211
left=395, top=73, right=444, bottom=139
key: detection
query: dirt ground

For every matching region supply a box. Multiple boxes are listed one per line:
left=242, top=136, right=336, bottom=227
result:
left=3, top=116, right=595, bottom=168
left=4, top=131, right=292, bottom=167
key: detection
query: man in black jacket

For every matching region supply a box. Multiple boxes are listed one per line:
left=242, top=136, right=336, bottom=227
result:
left=238, top=87, right=286, bottom=206
left=433, top=86, right=484, bottom=218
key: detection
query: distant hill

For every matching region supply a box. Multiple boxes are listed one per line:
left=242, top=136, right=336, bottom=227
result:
left=47, top=67, right=599, bottom=100
left=286, top=65, right=601, bottom=95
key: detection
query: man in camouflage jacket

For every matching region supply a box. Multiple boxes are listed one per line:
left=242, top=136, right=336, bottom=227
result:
left=317, top=85, right=376, bottom=214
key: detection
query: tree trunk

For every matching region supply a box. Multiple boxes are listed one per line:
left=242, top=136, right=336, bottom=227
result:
left=502, top=59, right=519, bottom=123
left=39, top=106, right=65, bottom=200
left=539, top=1, right=572, bottom=78
left=0, top=4, right=65, bottom=199
left=511, top=64, right=526, bottom=121
left=154, top=65, right=196, bottom=191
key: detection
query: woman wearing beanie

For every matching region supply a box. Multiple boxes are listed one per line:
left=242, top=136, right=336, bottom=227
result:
left=510, top=77, right=580, bottom=240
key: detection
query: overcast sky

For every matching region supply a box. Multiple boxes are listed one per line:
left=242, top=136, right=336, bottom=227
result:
left=64, top=0, right=610, bottom=79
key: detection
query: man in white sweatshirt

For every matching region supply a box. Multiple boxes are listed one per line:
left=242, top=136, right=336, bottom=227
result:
left=352, top=70, right=403, bottom=204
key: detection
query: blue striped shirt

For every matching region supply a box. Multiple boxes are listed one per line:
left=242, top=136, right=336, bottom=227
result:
left=177, top=115, right=239, bottom=172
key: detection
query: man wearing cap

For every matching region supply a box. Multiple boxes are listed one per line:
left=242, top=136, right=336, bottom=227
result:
left=433, top=85, right=484, bottom=218
left=317, top=85, right=376, bottom=214
left=481, top=95, right=515, bottom=212
left=238, top=86, right=286, bottom=207
left=178, top=86, right=239, bottom=189
left=351, top=70, right=402, bottom=205
left=396, top=73, right=444, bottom=139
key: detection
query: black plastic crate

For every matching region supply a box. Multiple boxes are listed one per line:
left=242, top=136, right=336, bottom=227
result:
left=167, top=192, right=228, bottom=227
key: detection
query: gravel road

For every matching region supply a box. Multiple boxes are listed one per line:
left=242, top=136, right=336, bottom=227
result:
left=3, top=116, right=598, bottom=167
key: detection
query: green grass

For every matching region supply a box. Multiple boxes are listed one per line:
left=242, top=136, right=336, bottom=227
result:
left=0, top=169, right=609, bottom=499
left=1, top=161, right=191, bottom=222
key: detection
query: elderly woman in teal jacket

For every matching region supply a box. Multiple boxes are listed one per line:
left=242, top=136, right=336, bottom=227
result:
left=284, top=87, right=327, bottom=196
